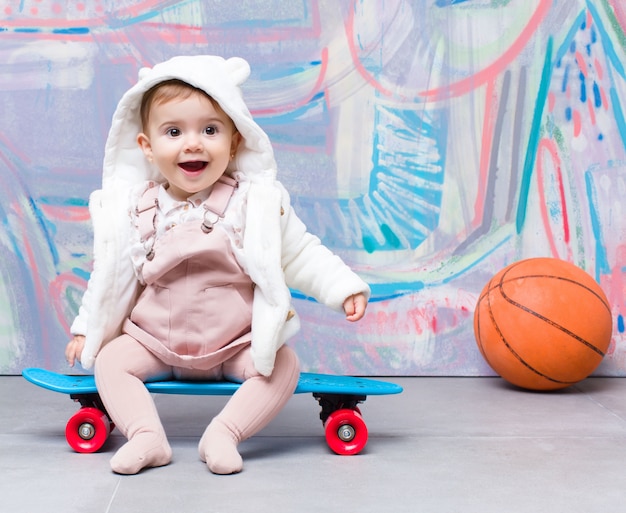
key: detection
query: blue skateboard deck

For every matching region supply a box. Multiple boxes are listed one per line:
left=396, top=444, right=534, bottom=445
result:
left=22, top=367, right=402, bottom=455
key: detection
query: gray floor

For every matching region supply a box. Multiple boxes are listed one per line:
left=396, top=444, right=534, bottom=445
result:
left=3, top=375, right=626, bottom=512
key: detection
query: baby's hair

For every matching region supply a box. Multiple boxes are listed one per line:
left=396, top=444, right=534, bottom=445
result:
left=139, top=79, right=234, bottom=131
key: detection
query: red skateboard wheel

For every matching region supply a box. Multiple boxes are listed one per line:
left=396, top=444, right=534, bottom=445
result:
left=324, top=408, right=368, bottom=455
left=65, top=407, right=111, bottom=453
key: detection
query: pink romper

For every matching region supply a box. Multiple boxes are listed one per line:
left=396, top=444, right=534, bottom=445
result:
left=122, top=176, right=254, bottom=371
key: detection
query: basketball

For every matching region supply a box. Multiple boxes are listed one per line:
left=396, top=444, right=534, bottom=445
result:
left=473, top=257, right=612, bottom=391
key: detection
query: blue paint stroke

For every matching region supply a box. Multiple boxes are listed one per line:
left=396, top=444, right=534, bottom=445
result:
left=2, top=26, right=90, bottom=35
left=52, top=27, right=90, bottom=35
left=579, top=71, right=587, bottom=103
left=38, top=196, right=89, bottom=209
left=295, top=103, right=446, bottom=253
left=434, top=0, right=473, bottom=6
left=72, top=267, right=91, bottom=281
left=608, top=86, right=626, bottom=151
left=592, top=81, right=601, bottom=108
left=586, top=0, right=626, bottom=79
left=584, top=169, right=611, bottom=279
left=516, top=36, right=553, bottom=233
left=259, top=60, right=322, bottom=81
left=27, top=195, right=60, bottom=266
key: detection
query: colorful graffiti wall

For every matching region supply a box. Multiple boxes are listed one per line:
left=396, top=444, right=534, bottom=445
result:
left=1, top=0, right=625, bottom=376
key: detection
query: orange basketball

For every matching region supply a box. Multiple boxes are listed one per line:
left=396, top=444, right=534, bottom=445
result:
left=473, top=257, right=612, bottom=391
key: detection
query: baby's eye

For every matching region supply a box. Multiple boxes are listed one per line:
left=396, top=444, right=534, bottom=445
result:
left=203, top=125, right=218, bottom=136
left=166, top=127, right=182, bottom=137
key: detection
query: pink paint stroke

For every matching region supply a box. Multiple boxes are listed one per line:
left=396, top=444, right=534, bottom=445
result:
left=472, top=78, right=498, bottom=228
left=346, top=0, right=552, bottom=101
left=49, top=272, right=87, bottom=335
left=536, top=137, right=571, bottom=260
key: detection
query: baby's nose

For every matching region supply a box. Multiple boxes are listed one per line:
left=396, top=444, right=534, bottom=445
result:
left=184, top=134, right=202, bottom=151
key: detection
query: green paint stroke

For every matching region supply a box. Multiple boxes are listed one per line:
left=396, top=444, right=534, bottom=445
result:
left=491, top=0, right=515, bottom=7
left=516, top=36, right=554, bottom=233
left=599, top=0, right=626, bottom=54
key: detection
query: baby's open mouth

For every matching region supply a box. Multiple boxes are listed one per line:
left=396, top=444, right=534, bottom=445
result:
left=179, top=161, right=208, bottom=172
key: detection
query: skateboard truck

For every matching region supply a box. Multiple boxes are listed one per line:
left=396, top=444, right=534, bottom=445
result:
left=313, top=393, right=368, bottom=455
left=70, top=392, right=107, bottom=412
left=313, top=393, right=366, bottom=424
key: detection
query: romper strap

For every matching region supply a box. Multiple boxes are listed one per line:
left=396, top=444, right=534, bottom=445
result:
left=200, top=175, right=238, bottom=234
left=204, top=175, right=238, bottom=217
left=136, top=183, right=160, bottom=243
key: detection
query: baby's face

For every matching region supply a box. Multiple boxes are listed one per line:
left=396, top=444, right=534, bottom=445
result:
left=137, top=92, right=240, bottom=200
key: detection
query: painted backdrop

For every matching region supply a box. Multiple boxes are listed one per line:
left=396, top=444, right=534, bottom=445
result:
left=1, top=0, right=625, bottom=376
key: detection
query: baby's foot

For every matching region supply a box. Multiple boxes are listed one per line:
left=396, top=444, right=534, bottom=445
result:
left=110, top=432, right=172, bottom=475
left=198, top=420, right=242, bottom=475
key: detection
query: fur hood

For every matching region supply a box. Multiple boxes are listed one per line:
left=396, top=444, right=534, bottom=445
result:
left=102, top=55, right=277, bottom=190
left=72, top=55, right=370, bottom=375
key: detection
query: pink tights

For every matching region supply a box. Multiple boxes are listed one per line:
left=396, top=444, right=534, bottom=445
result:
left=94, top=335, right=300, bottom=475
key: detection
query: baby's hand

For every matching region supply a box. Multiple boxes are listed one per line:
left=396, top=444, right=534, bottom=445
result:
left=65, top=335, right=86, bottom=368
left=343, top=293, right=368, bottom=322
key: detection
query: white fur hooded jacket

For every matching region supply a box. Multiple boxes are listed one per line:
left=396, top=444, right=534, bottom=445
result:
left=70, top=55, right=371, bottom=376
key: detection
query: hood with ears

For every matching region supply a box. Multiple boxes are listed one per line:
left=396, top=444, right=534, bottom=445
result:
left=101, top=55, right=277, bottom=192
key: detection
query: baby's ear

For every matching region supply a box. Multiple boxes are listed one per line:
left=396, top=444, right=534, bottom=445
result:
left=136, top=132, right=153, bottom=159
left=231, top=130, right=243, bottom=152
left=224, top=57, right=250, bottom=86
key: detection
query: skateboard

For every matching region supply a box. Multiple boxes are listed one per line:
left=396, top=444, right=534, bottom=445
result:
left=22, top=367, right=402, bottom=456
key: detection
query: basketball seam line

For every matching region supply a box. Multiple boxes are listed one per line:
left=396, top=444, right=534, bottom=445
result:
left=480, top=274, right=611, bottom=315
left=483, top=288, right=575, bottom=385
left=497, top=272, right=607, bottom=358
left=495, top=260, right=611, bottom=313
